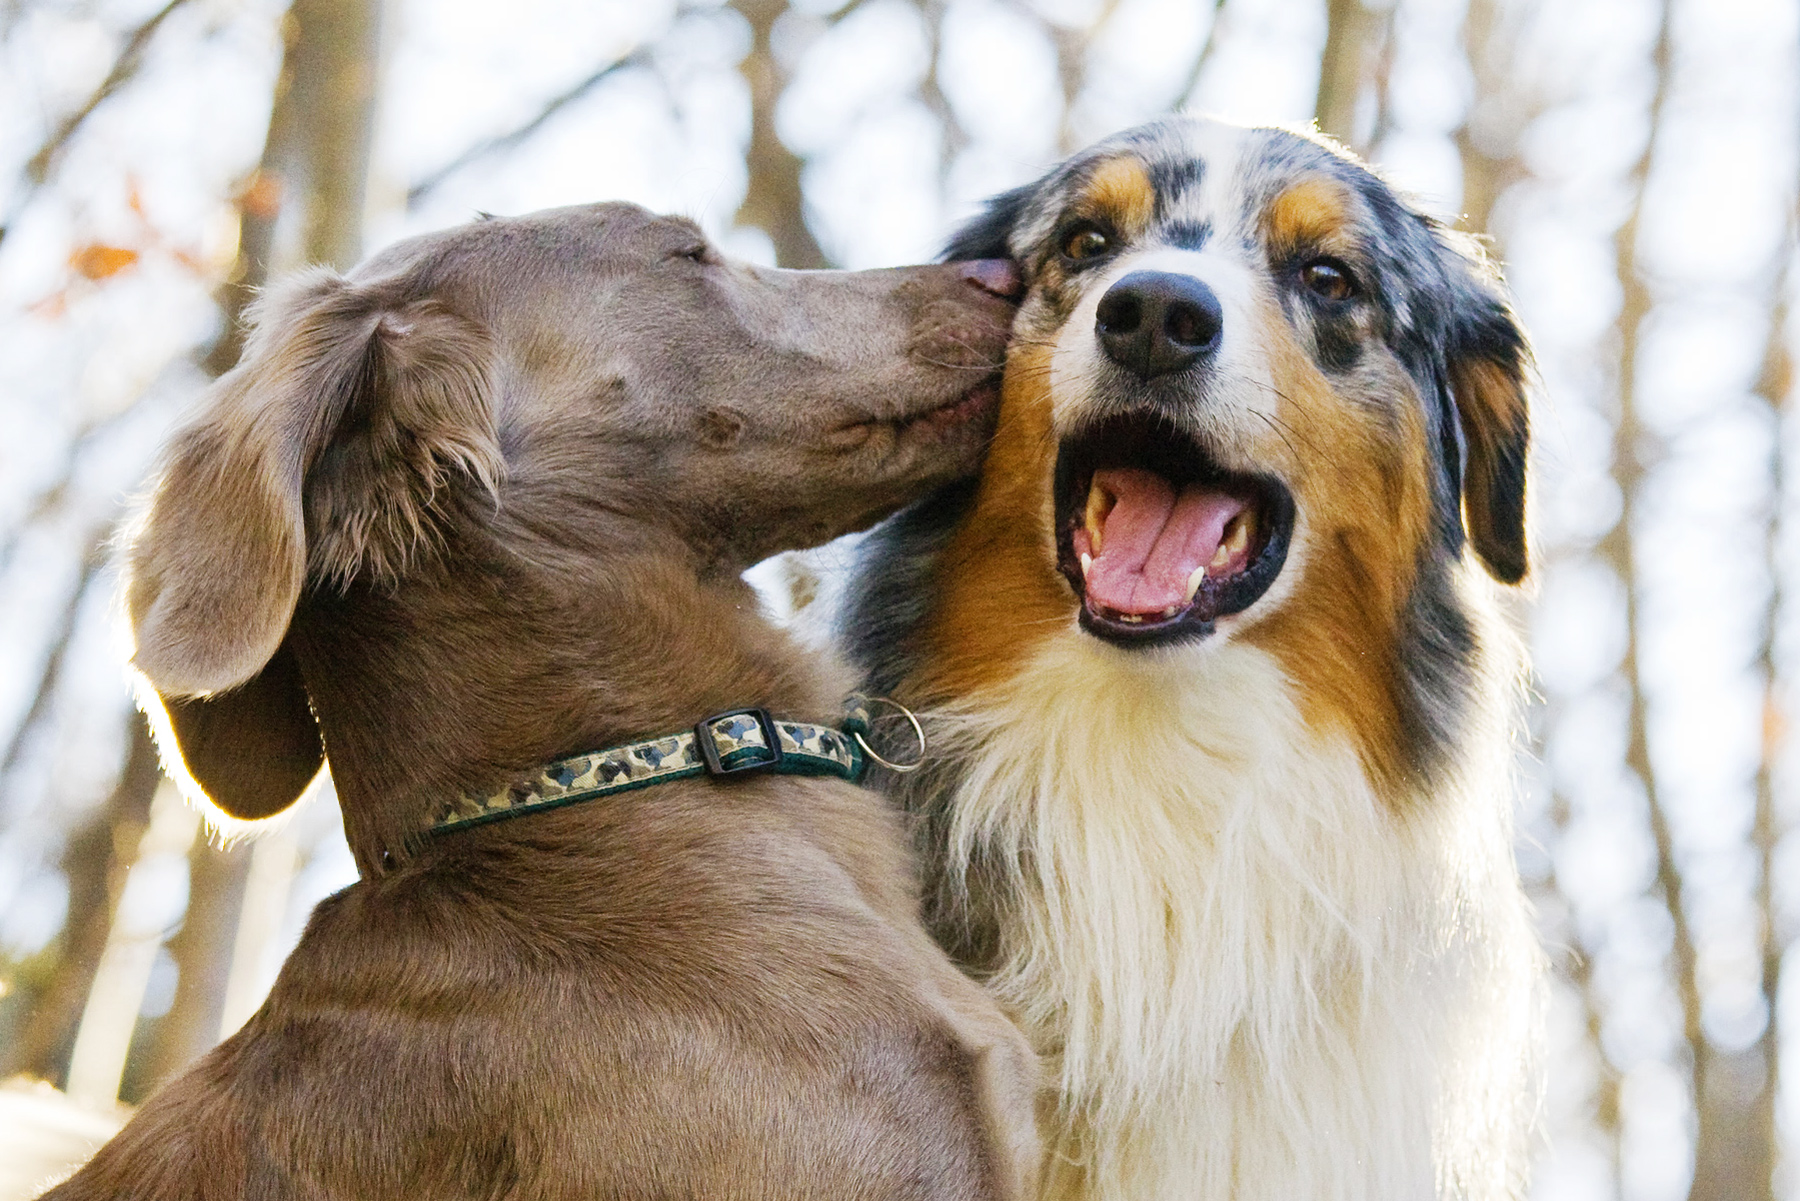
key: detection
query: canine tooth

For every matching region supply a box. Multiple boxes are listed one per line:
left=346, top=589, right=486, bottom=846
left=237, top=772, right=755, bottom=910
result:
left=1158, top=605, right=1180, bottom=618
left=1211, top=515, right=1252, bottom=569
left=1079, top=552, right=1093, bottom=578
left=1084, top=481, right=1111, bottom=554
left=1184, top=565, right=1206, bottom=603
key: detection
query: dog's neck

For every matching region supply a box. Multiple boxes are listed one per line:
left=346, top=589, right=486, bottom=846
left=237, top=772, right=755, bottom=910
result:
left=288, top=522, right=835, bottom=871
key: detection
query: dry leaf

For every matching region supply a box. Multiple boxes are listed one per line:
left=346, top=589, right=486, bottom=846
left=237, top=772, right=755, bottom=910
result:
left=68, top=244, right=139, bottom=280
left=236, top=170, right=283, bottom=221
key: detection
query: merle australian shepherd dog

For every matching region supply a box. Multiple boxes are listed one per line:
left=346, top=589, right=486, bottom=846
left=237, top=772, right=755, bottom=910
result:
left=845, top=117, right=1545, bottom=1200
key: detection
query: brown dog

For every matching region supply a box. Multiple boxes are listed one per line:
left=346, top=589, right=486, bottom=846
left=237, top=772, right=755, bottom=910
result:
left=49, top=203, right=1038, bottom=1199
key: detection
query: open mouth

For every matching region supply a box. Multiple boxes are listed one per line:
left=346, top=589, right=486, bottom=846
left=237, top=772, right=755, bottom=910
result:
left=1054, top=413, right=1295, bottom=646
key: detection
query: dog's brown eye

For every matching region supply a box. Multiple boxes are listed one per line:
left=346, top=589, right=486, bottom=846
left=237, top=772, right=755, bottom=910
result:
left=1300, top=259, right=1357, bottom=302
left=1062, top=226, right=1111, bottom=261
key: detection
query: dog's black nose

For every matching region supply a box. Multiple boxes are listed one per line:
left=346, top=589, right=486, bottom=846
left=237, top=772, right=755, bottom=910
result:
left=1095, top=271, right=1223, bottom=379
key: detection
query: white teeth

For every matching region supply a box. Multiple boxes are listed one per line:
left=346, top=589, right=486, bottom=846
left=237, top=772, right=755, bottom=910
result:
left=1158, top=605, right=1181, bottom=618
left=1079, top=552, right=1093, bottom=578
left=1119, top=613, right=1143, bottom=623
left=1184, top=565, right=1206, bottom=603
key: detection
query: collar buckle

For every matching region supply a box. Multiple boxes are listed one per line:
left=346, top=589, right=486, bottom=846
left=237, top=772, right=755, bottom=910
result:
left=694, top=708, right=785, bottom=776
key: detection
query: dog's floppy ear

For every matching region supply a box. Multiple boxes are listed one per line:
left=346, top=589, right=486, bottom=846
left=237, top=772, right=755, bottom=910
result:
left=1442, top=272, right=1531, bottom=585
left=944, top=183, right=1037, bottom=262
left=127, top=268, right=502, bottom=818
left=151, top=643, right=325, bottom=821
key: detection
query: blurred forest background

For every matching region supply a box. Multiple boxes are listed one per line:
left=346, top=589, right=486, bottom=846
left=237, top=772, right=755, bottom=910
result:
left=0, top=0, right=1793, bottom=1197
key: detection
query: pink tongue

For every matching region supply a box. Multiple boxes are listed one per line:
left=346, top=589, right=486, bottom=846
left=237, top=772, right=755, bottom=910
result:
left=1080, top=467, right=1249, bottom=615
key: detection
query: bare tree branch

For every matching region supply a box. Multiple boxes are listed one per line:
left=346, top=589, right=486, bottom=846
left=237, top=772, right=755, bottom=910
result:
left=406, top=47, right=653, bottom=210
left=1173, top=0, right=1230, bottom=111
left=1315, top=0, right=1375, bottom=145
left=1613, top=0, right=1694, bottom=1077
left=918, top=0, right=968, bottom=209
left=1033, top=0, right=1122, bottom=156
left=0, top=0, right=195, bottom=247
left=0, top=375, right=183, bottom=583
left=1594, top=8, right=1736, bottom=1200
left=0, top=542, right=103, bottom=786
left=1747, top=259, right=1791, bottom=1200
left=732, top=0, right=828, bottom=268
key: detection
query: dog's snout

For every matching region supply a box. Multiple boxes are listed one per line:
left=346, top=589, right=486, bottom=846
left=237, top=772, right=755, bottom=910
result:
left=1095, top=271, right=1222, bottom=379
left=957, top=258, right=1024, bottom=301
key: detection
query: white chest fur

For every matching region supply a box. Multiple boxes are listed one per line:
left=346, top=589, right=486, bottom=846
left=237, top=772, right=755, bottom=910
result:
left=925, top=636, right=1543, bottom=1201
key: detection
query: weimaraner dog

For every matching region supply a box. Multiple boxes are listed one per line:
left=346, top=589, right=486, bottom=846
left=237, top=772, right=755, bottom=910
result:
left=48, top=203, right=1037, bottom=1200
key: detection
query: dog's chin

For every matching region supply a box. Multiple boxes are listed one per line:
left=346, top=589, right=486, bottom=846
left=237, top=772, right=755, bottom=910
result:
left=1053, top=411, right=1294, bottom=649
left=831, top=374, right=1003, bottom=451
left=904, top=375, right=1004, bottom=439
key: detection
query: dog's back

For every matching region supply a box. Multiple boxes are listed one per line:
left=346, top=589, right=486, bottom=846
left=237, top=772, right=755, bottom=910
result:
left=59, top=785, right=1021, bottom=1199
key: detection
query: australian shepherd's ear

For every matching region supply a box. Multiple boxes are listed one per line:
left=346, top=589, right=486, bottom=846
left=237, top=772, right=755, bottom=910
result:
left=944, top=184, right=1038, bottom=262
left=125, top=270, right=503, bottom=820
left=1442, top=266, right=1530, bottom=585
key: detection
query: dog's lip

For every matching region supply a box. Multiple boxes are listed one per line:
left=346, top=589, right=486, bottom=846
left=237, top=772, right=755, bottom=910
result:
left=833, top=373, right=1003, bottom=436
left=1052, top=413, right=1295, bottom=647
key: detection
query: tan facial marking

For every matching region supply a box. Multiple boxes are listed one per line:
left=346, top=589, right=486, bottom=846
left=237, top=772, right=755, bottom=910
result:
left=1241, top=295, right=1438, bottom=801
left=1079, top=156, right=1157, bottom=239
left=1264, top=177, right=1356, bottom=256
left=917, top=342, right=1072, bottom=700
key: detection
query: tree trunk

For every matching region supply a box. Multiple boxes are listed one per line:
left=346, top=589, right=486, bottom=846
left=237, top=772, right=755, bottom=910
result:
left=138, top=840, right=250, bottom=1094
left=730, top=0, right=828, bottom=269
left=1688, top=116, right=1793, bottom=1201
left=204, top=0, right=382, bottom=374
left=0, top=715, right=160, bottom=1083
left=1453, top=0, right=1520, bottom=237
left=1314, top=0, right=1375, bottom=148
left=147, top=0, right=382, bottom=1091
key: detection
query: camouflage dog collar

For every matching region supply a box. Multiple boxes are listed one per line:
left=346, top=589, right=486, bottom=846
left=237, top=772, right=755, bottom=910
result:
left=429, top=700, right=877, bottom=837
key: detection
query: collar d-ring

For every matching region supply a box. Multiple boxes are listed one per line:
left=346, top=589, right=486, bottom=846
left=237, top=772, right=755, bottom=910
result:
left=849, top=695, right=928, bottom=774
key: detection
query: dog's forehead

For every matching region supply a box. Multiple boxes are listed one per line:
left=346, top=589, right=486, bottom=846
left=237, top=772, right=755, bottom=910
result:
left=1017, top=119, right=1375, bottom=257
left=352, top=202, right=689, bottom=289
